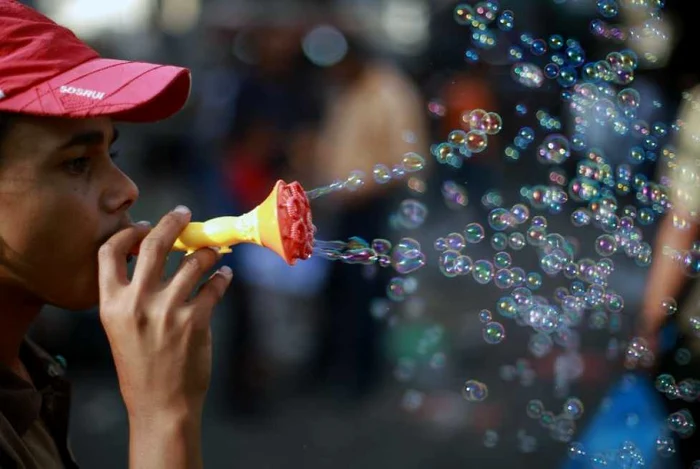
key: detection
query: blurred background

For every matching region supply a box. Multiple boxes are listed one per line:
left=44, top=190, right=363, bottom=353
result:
left=20, top=0, right=700, bottom=467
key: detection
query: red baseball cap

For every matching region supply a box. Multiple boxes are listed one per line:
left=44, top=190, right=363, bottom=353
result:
left=0, top=0, right=191, bottom=122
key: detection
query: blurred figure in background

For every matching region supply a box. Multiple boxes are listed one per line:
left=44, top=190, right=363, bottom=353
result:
left=222, top=20, right=326, bottom=414
left=306, top=32, right=429, bottom=400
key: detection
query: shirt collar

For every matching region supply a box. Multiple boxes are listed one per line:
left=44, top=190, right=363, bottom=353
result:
left=0, top=338, right=69, bottom=435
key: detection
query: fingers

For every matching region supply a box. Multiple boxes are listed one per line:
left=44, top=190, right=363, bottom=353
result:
left=133, top=206, right=191, bottom=286
left=166, top=247, right=222, bottom=304
left=189, top=265, right=233, bottom=315
left=98, top=222, right=152, bottom=297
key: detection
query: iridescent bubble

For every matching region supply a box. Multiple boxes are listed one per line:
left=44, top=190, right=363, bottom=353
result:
left=656, top=436, right=676, bottom=458
left=526, top=226, right=547, bottom=247
left=526, top=272, right=543, bottom=289
left=549, top=34, right=564, bottom=50
left=509, top=232, right=527, bottom=250
left=397, top=199, right=428, bottom=229
left=595, top=234, right=618, bottom=256
left=512, top=62, right=545, bottom=88
left=483, top=112, right=503, bottom=135
left=455, top=255, right=473, bottom=275
left=441, top=180, right=469, bottom=209
left=387, top=277, right=406, bottom=301
left=530, top=39, right=547, bottom=56
left=511, top=204, right=530, bottom=224
left=668, top=409, right=695, bottom=437
left=497, top=10, right=514, bottom=31
left=494, top=269, right=514, bottom=289
left=661, top=297, right=678, bottom=316
left=483, top=321, right=506, bottom=344
left=466, top=109, right=488, bottom=131
left=557, top=66, right=577, bottom=88
left=434, top=237, right=447, bottom=251
left=473, top=259, right=495, bottom=284
left=497, top=296, right=518, bottom=319
left=488, top=208, right=514, bottom=231
left=526, top=399, right=545, bottom=419
left=462, top=379, right=489, bottom=402
left=494, top=251, right=512, bottom=269
left=345, top=170, right=366, bottom=191
left=466, top=130, right=489, bottom=153
left=401, top=152, right=426, bottom=172
left=479, top=309, right=493, bottom=323
left=454, top=3, right=477, bottom=26
left=571, top=208, right=592, bottom=227
left=597, top=0, right=619, bottom=18
left=372, top=164, right=392, bottom=184
left=537, top=134, right=571, bottom=164
left=563, top=397, right=584, bottom=420
left=448, top=129, right=467, bottom=146
left=371, top=238, right=392, bottom=255
left=392, top=251, right=426, bottom=275
left=446, top=232, right=466, bottom=251
left=439, top=250, right=461, bottom=278
left=491, top=233, right=508, bottom=250
left=465, top=222, right=486, bottom=243
left=568, top=442, right=587, bottom=460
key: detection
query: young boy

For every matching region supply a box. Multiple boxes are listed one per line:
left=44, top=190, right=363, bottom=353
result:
left=0, top=1, right=232, bottom=467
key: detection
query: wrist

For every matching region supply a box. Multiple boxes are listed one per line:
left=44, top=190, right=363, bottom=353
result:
left=128, top=409, right=203, bottom=469
left=128, top=404, right=202, bottom=433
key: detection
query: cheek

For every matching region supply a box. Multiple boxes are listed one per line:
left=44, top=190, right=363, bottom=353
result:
left=1, top=198, right=102, bottom=309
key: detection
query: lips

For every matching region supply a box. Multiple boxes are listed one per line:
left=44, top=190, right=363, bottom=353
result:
left=98, top=219, right=136, bottom=256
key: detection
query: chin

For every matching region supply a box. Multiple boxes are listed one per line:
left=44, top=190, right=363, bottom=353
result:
left=46, top=284, right=100, bottom=312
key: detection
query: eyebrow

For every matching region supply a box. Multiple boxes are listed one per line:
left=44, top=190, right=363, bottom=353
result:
left=58, top=127, right=120, bottom=150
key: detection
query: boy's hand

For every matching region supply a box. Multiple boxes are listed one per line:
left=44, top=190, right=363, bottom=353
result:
left=97, top=206, right=232, bottom=421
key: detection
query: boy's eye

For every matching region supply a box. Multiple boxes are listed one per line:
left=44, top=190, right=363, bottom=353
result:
left=65, top=156, right=90, bottom=174
left=64, top=150, right=120, bottom=175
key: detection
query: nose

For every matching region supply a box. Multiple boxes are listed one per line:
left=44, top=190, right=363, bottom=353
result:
left=102, top=166, right=140, bottom=214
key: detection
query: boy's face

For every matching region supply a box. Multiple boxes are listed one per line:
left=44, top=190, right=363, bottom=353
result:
left=0, top=115, right=139, bottom=310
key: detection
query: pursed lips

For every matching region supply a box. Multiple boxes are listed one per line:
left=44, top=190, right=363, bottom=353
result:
left=98, top=219, right=135, bottom=261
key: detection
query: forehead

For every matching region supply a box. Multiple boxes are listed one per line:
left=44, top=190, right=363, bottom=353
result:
left=1, top=115, right=113, bottom=162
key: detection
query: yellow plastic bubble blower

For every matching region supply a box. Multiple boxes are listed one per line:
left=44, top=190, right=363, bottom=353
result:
left=131, top=180, right=315, bottom=265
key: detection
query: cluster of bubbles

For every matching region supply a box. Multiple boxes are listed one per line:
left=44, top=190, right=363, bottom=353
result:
left=479, top=309, right=507, bottom=344
left=305, top=151, right=426, bottom=200
left=525, top=397, right=583, bottom=443
left=303, top=0, right=700, bottom=461
left=655, top=374, right=700, bottom=404
left=567, top=440, right=647, bottom=467
left=431, top=108, right=504, bottom=169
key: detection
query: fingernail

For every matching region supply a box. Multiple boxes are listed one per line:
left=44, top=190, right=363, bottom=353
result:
left=218, top=265, right=232, bottom=278
left=207, top=246, right=221, bottom=254
left=173, top=205, right=191, bottom=215
left=136, top=220, right=151, bottom=227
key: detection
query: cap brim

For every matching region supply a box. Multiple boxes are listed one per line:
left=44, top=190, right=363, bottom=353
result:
left=0, top=58, right=191, bottom=123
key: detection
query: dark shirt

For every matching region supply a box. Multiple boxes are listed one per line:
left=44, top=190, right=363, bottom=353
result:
left=0, top=339, right=77, bottom=468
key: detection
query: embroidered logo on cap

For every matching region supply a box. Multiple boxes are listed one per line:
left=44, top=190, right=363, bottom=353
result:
left=59, top=85, right=105, bottom=100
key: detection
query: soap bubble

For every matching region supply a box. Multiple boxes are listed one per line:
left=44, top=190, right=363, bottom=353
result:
left=462, top=379, right=489, bottom=402
left=396, top=199, right=428, bottom=229
left=483, top=321, right=506, bottom=344
left=401, top=152, right=425, bottom=172
left=466, top=130, right=489, bottom=153
left=537, top=134, right=571, bottom=164
left=526, top=399, right=545, bottom=419
left=563, top=397, right=585, bottom=420
left=465, top=223, right=486, bottom=243
left=512, top=62, right=545, bottom=88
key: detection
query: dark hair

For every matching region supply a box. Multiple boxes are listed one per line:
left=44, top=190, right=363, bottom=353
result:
left=0, top=112, right=16, bottom=158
